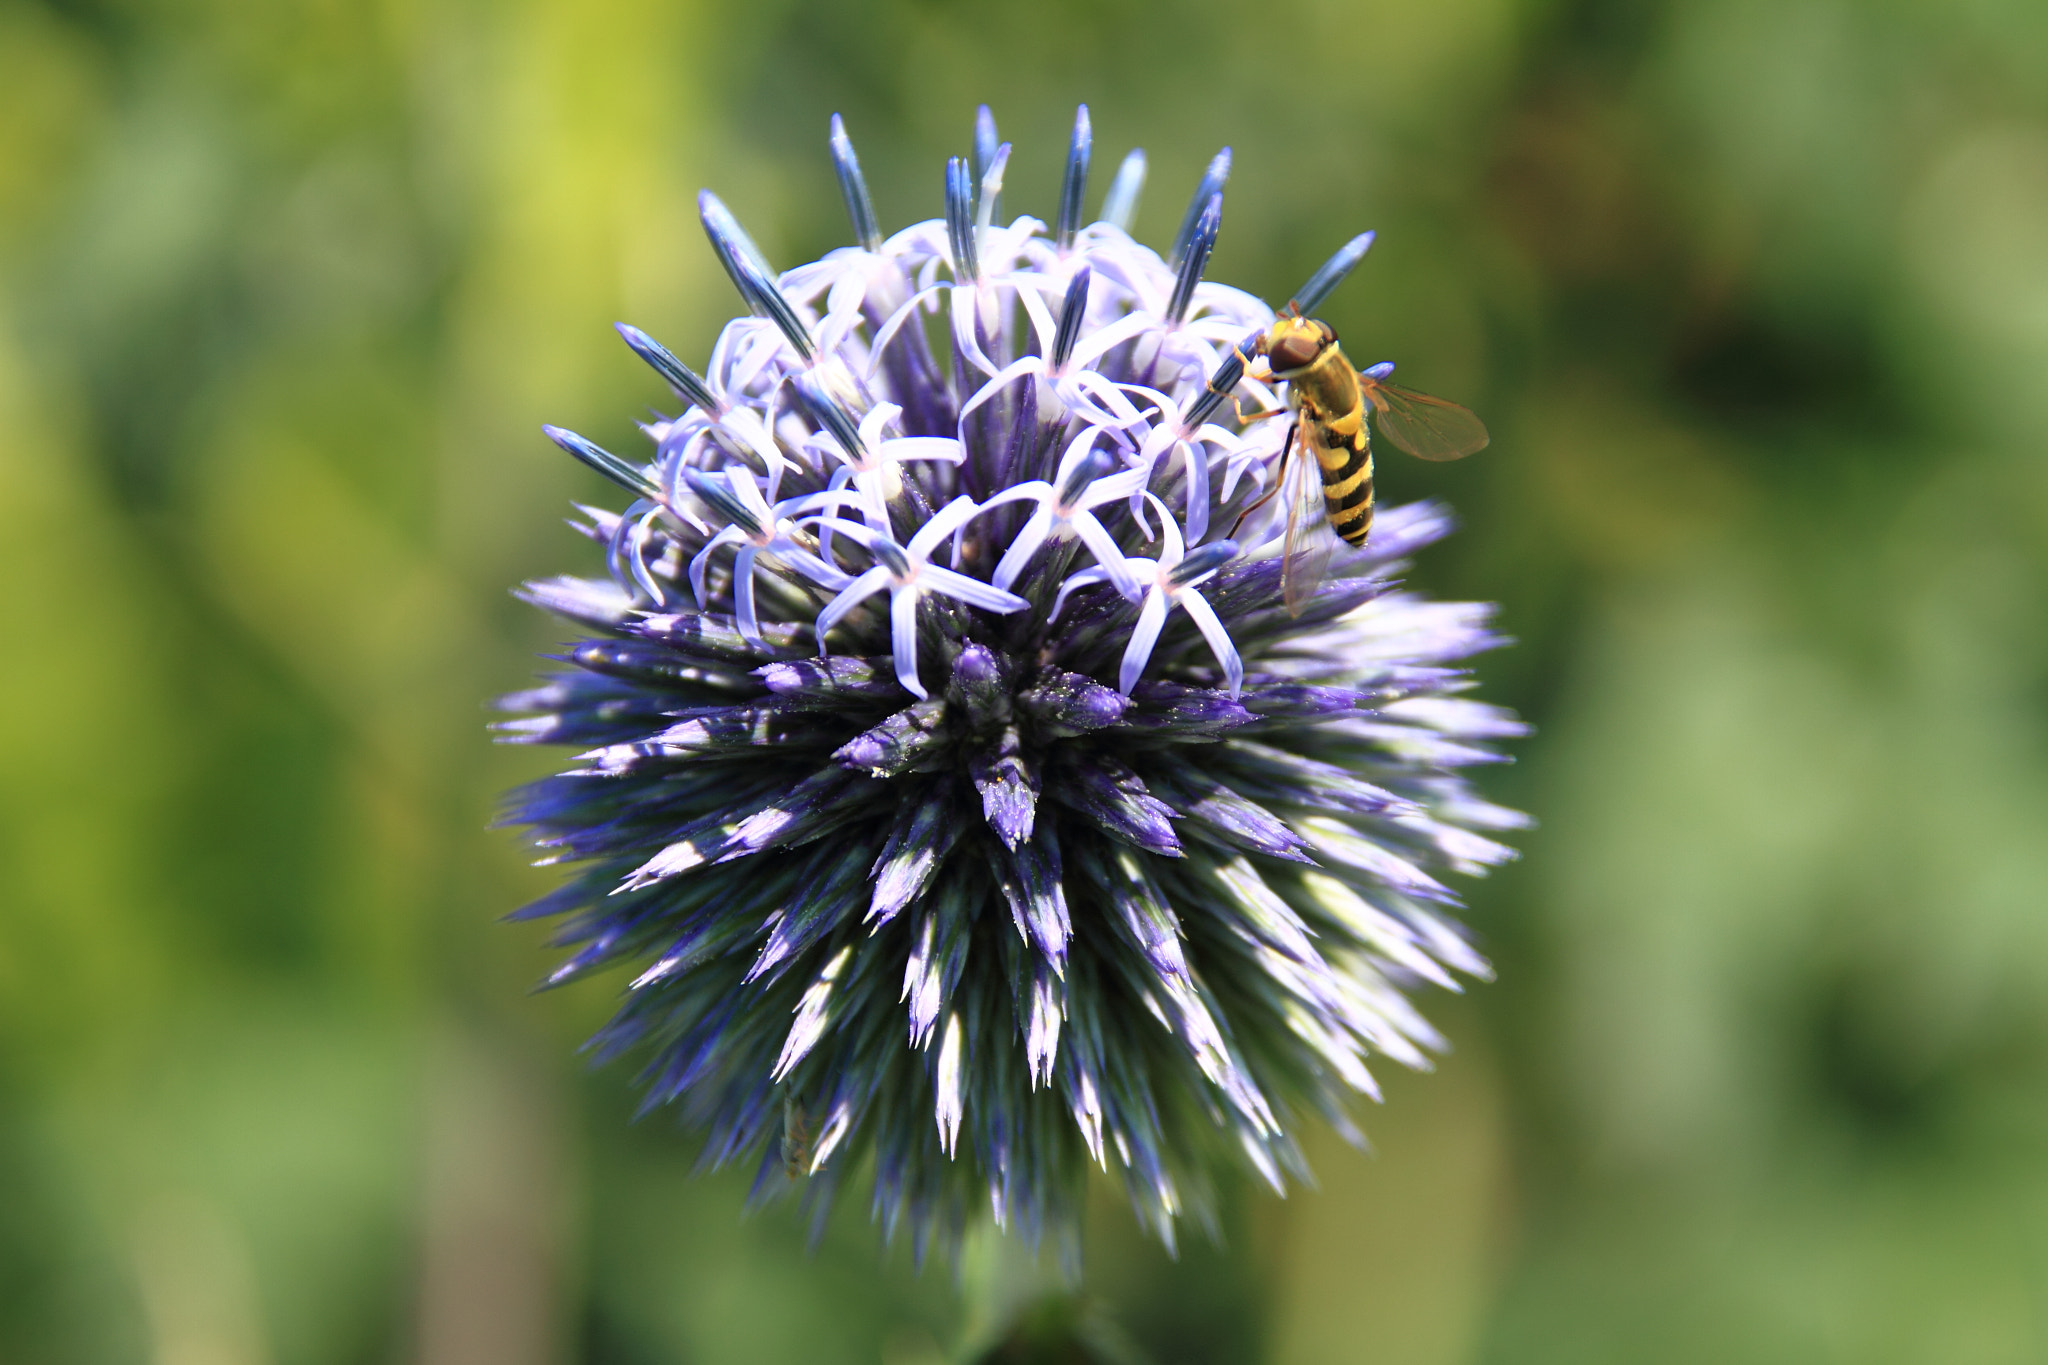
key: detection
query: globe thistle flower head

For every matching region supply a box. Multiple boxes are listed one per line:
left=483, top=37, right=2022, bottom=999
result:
left=499, top=104, right=1528, bottom=1266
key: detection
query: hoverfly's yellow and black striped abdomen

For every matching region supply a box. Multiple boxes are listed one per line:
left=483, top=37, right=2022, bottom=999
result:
left=1313, top=419, right=1375, bottom=546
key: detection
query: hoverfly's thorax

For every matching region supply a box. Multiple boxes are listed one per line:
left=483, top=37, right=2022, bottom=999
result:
left=1290, top=345, right=1361, bottom=430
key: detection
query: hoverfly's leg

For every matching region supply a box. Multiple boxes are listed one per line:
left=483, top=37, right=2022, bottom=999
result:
left=1205, top=347, right=1274, bottom=423
left=1203, top=342, right=1279, bottom=424
left=1229, top=419, right=1298, bottom=538
left=1228, top=342, right=1275, bottom=384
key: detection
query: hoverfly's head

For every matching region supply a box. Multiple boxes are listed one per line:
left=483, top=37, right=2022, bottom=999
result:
left=1257, top=314, right=1337, bottom=376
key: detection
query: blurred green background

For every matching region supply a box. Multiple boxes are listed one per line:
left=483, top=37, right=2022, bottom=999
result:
left=3, top=0, right=2046, bottom=1361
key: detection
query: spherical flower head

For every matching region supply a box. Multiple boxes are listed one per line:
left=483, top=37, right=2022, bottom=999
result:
left=497, top=105, right=1528, bottom=1267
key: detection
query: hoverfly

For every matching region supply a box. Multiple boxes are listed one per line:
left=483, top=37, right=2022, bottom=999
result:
left=1232, top=313, right=1488, bottom=615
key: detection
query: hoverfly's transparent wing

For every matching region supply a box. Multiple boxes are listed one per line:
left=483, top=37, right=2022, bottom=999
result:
left=1372, top=383, right=1489, bottom=462
left=1280, top=426, right=1338, bottom=617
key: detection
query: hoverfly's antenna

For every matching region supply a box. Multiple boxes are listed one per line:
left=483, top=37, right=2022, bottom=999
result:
left=1285, top=231, right=1376, bottom=318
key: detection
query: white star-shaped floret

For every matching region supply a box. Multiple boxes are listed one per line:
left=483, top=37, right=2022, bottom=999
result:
left=953, top=265, right=1159, bottom=434
left=1115, top=383, right=1286, bottom=545
left=606, top=498, right=675, bottom=604
left=646, top=334, right=796, bottom=501
left=1054, top=496, right=1244, bottom=697
left=805, top=400, right=967, bottom=556
left=683, top=467, right=852, bottom=646
left=780, top=217, right=950, bottom=359
left=812, top=496, right=1030, bottom=699
left=863, top=148, right=1049, bottom=388
left=978, top=430, right=1147, bottom=596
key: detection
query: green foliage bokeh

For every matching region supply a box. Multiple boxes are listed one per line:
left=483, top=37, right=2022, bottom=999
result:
left=2, top=0, right=2045, bottom=1361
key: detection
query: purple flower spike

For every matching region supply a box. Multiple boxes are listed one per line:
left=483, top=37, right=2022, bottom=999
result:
left=499, top=106, right=1524, bottom=1268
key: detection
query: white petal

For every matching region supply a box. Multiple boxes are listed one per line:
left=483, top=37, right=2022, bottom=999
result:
left=727, top=322, right=785, bottom=393
left=1051, top=563, right=1123, bottom=622
left=975, top=144, right=1011, bottom=233
left=949, top=284, right=1001, bottom=378
left=906, top=494, right=986, bottom=561
left=853, top=467, right=898, bottom=525
left=825, top=260, right=871, bottom=320
left=1180, top=438, right=1213, bottom=544
left=891, top=587, right=926, bottom=699
left=726, top=465, right=771, bottom=521
left=816, top=566, right=890, bottom=643
left=1180, top=589, right=1244, bottom=697
left=1014, top=272, right=1059, bottom=354
left=980, top=479, right=1055, bottom=512
left=689, top=527, right=743, bottom=609
left=863, top=282, right=947, bottom=383
left=1064, top=369, right=1147, bottom=425
left=922, top=565, right=1030, bottom=615
left=1079, top=464, right=1150, bottom=509
left=1118, top=590, right=1170, bottom=694
left=783, top=253, right=855, bottom=304
left=771, top=488, right=845, bottom=521
left=1137, top=418, right=1182, bottom=463
left=877, top=435, right=965, bottom=465
left=733, top=548, right=763, bottom=645
left=1070, top=512, right=1140, bottom=599
left=857, top=400, right=902, bottom=452
left=766, top=537, right=854, bottom=592
left=991, top=505, right=1056, bottom=592
left=1064, top=311, right=1153, bottom=371
left=956, top=355, right=1047, bottom=426
left=1151, top=493, right=1184, bottom=564
left=810, top=512, right=881, bottom=553
left=625, top=507, right=668, bottom=604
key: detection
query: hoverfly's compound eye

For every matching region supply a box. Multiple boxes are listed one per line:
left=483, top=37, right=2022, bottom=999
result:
left=1268, top=330, right=1323, bottom=371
